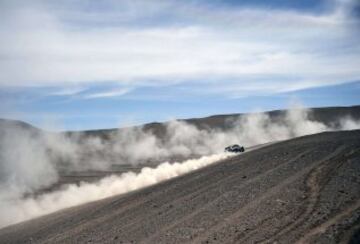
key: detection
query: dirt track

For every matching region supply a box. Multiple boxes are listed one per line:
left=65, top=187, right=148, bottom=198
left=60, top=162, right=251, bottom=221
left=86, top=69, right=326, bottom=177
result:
left=0, top=130, right=360, bottom=244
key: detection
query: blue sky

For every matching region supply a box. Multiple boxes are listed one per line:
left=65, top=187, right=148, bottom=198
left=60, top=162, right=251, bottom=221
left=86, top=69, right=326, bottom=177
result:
left=0, top=0, right=359, bottom=130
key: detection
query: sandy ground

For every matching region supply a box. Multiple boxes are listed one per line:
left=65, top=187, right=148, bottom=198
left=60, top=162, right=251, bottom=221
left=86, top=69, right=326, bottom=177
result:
left=0, top=130, right=360, bottom=244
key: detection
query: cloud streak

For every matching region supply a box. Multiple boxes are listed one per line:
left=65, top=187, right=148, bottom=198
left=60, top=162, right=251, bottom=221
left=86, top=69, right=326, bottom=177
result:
left=82, top=87, right=132, bottom=99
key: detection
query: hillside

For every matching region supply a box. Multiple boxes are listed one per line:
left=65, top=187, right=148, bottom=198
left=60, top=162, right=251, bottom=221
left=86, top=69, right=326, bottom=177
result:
left=0, top=130, right=359, bottom=243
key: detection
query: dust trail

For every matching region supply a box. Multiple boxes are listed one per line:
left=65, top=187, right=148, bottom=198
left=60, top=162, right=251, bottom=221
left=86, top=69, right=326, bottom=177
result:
left=0, top=153, right=230, bottom=228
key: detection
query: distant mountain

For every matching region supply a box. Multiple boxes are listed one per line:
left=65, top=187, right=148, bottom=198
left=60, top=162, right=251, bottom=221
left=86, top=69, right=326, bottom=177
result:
left=0, top=105, right=360, bottom=139
left=67, top=105, right=360, bottom=139
left=0, top=118, right=40, bottom=133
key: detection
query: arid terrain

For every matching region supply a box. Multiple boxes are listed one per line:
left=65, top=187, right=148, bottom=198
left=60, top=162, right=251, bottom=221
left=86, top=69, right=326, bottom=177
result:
left=0, top=130, right=359, bottom=243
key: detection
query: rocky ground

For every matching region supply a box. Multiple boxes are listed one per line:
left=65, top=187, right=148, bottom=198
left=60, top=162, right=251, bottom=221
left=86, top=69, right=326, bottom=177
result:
left=0, top=130, right=360, bottom=244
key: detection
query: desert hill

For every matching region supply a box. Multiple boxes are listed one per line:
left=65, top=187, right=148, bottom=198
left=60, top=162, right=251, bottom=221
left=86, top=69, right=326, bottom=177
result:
left=69, top=105, right=360, bottom=138
left=0, top=130, right=359, bottom=243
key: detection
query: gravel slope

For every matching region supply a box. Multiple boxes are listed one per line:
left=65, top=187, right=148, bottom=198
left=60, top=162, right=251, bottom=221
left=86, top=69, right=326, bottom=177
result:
left=0, top=130, right=360, bottom=244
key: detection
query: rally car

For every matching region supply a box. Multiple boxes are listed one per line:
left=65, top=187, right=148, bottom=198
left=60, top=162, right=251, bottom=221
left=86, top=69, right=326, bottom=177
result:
left=225, top=144, right=245, bottom=153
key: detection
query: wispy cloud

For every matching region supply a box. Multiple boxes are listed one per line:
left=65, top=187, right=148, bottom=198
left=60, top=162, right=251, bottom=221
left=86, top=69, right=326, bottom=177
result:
left=49, top=87, right=86, bottom=96
left=82, top=88, right=131, bottom=99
